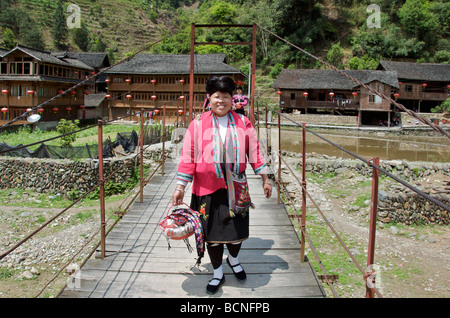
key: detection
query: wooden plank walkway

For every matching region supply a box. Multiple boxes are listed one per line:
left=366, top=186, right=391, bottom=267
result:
left=59, top=145, right=325, bottom=298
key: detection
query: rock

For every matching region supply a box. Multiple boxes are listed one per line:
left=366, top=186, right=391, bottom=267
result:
left=389, top=226, right=400, bottom=235
left=380, top=217, right=391, bottom=223
left=30, top=267, right=40, bottom=275
left=350, top=248, right=361, bottom=256
left=21, top=271, right=34, bottom=279
left=378, top=190, right=389, bottom=201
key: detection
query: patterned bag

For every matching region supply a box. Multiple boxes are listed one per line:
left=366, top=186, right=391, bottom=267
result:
left=224, top=163, right=255, bottom=218
left=158, top=203, right=205, bottom=266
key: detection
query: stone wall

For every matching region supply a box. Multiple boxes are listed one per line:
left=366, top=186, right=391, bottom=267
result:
left=0, top=155, right=137, bottom=195
left=291, top=154, right=449, bottom=226
left=280, top=113, right=358, bottom=126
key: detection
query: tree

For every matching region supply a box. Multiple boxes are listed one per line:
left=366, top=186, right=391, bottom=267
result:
left=19, top=12, right=45, bottom=50
left=348, top=55, right=379, bottom=70
left=56, top=119, right=80, bottom=147
left=51, top=1, right=68, bottom=50
left=22, top=28, right=45, bottom=50
left=92, top=36, right=106, bottom=52
left=326, top=42, right=344, bottom=69
left=274, top=0, right=330, bottom=67
left=398, top=0, right=438, bottom=44
left=73, top=23, right=90, bottom=51
left=2, top=28, right=17, bottom=49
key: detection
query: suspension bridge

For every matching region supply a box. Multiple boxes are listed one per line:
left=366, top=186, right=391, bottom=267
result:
left=58, top=144, right=326, bottom=298
left=0, top=24, right=448, bottom=300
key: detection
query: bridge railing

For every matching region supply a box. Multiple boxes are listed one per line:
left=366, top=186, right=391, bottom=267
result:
left=254, top=100, right=449, bottom=298
left=0, top=109, right=172, bottom=297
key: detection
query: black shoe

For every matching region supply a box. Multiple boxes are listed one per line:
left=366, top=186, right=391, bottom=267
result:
left=206, top=276, right=225, bottom=294
left=227, top=257, right=246, bottom=280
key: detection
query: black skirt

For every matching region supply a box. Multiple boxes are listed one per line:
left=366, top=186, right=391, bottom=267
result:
left=190, top=188, right=249, bottom=244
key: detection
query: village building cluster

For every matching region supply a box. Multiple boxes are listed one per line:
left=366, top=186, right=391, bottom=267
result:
left=1, top=45, right=449, bottom=128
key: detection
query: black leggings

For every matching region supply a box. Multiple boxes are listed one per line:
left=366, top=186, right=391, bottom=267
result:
left=207, top=242, right=242, bottom=269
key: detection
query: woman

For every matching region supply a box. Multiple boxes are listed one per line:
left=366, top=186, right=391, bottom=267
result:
left=172, top=76, right=272, bottom=294
left=232, top=86, right=248, bottom=115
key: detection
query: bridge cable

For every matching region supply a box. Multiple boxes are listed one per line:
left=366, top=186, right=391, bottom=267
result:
left=256, top=24, right=450, bottom=139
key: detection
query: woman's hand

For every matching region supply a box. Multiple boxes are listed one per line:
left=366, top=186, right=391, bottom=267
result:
left=172, top=186, right=185, bottom=206
left=263, top=182, right=272, bottom=198
left=261, top=176, right=272, bottom=198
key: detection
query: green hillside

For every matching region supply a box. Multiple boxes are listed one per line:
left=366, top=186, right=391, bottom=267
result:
left=1, top=0, right=449, bottom=71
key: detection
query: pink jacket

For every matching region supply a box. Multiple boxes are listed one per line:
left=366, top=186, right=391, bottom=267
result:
left=232, top=94, right=248, bottom=107
left=176, top=110, right=268, bottom=196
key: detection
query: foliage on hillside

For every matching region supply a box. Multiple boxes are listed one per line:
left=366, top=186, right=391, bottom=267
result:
left=0, top=0, right=448, bottom=74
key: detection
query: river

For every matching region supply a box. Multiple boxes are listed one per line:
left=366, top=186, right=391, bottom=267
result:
left=274, top=129, right=450, bottom=163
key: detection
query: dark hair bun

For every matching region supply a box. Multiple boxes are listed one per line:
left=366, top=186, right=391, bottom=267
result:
left=205, top=76, right=236, bottom=96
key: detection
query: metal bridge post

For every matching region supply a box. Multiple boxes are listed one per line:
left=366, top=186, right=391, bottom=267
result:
left=366, top=157, right=379, bottom=298
left=140, top=109, right=144, bottom=203
left=98, top=120, right=106, bottom=259
left=277, top=110, right=281, bottom=205
left=189, top=23, right=195, bottom=126
left=250, top=23, right=256, bottom=126
left=265, top=104, right=269, bottom=156
left=301, top=123, right=307, bottom=262
left=162, top=102, right=166, bottom=176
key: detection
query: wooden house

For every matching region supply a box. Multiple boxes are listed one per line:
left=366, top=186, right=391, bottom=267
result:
left=0, top=45, right=95, bottom=127
left=273, top=69, right=400, bottom=126
left=376, top=60, right=450, bottom=113
left=104, top=53, right=244, bottom=123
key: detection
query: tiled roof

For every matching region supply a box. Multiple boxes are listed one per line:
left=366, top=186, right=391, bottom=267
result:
left=2, top=45, right=94, bottom=70
left=52, top=52, right=110, bottom=69
left=377, top=60, right=450, bottom=81
left=84, top=93, right=106, bottom=107
left=106, top=53, right=241, bottom=75
left=273, top=69, right=399, bottom=90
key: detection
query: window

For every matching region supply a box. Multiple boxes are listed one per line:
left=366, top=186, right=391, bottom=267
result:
left=291, top=93, right=296, bottom=100
left=0, top=63, right=6, bottom=74
left=369, top=94, right=382, bottom=103
left=405, top=85, right=413, bottom=92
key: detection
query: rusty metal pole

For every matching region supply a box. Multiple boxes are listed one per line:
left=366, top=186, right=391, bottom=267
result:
left=98, top=120, right=106, bottom=259
left=301, top=123, right=307, bottom=262
left=265, top=103, right=269, bottom=157
left=162, top=102, right=166, bottom=176
left=277, top=109, right=281, bottom=205
left=189, top=23, right=195, bottom=126
left=250, top=23, right=257, bottom=126
left=256, top=100, right=259, bottom=140
left=140, top=109, right=144, bottom=203
left=366, top=157, right=380, bottom=298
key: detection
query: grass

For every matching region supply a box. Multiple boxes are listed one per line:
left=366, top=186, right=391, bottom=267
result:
left=0, top=124, right=139, bottom=150
left=285, top=200, right=369, bottom=297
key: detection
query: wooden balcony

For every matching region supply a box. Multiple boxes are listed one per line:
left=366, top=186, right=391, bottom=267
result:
left=108, top=82, right=200, bottom=93
left=304, top=100, right=359, bottom=110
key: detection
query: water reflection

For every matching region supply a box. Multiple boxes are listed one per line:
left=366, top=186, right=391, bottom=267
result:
left=279, top=130, right=450, bottom=163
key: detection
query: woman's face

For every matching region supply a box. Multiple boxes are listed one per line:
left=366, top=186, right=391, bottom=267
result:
left=209, top=91, right=232, bottom=117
